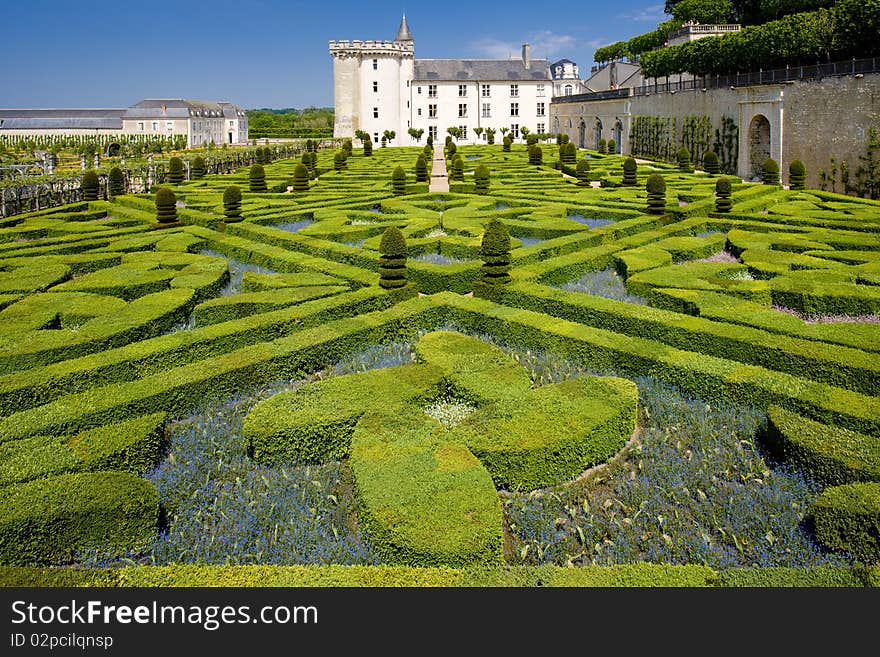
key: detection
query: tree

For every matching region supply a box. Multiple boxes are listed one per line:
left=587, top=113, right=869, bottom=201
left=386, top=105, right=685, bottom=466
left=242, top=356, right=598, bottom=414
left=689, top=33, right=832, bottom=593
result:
left=789, top=160, right=806, bottom=190
left=576, top=158, right=591, bottom=186
left=671, top=0, right=735, bottom=24
left=392, top=165, right=407, bottom=195
left=646, top=174, right=667, bottom=214
left=168, top=157, right=185, bottom=184
left=292, top=163, right=310, bottom=192
left=520, top=126, right=531, bottom=141
left=378, top=226, right=407, bottom=289
left=485, top=128, right=496, bottom=145
left=155, top=188, right=177, bottom=223
left=383, top=130, right=396, bottom=146
left=474, top=219, right=511, bottom=299
left=223, top=185, right=243, bottom=221
left=249, top=164, right=267, bottom=192
left=474, top=127, right=484, bottom=141
left=622, top=157, right=637, bottom=186
left=500, top=127, right=509, bottom=137
left=81, top=170, right=99, bottom=201
left=408, top=127, right=424, bottom=143
left=108, top=167, right=125, bottom=196
left=447, top=127, right=462, bottom=140
left=474, top=165, right=490, bottom=194
left=714, top=177, right=732, bottom=212
left=191, top=156, right=206, bottom=179
left=415, top=154, right=428, bottom=182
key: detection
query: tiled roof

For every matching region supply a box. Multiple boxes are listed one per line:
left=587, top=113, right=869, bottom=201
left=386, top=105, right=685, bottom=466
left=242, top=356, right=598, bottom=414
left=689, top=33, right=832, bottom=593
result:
left=413, top=59, right=551, bottom=82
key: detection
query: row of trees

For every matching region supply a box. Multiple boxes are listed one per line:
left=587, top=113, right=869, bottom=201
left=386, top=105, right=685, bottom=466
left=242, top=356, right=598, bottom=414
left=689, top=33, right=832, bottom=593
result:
left=246, top=107, right=334, bottom=139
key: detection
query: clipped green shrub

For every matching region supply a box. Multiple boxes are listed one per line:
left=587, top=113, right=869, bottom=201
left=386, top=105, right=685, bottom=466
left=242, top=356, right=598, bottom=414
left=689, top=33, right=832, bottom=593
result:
left=378, top=226, right=407, bottom=289
left=450, top=155, right=463, bottom=181
left=561, top=142, right=577, bottom=165
left=598, top=139, right=608, bottom=154
left=447, top=141, right=457, bottom=158
left=334, top=151, right=347, bottom=171
left=249, top=164, right=267, bottom=192
left=191, top=156, right=206, bottom=179
left=391, top=165, right=407, bottom=195
left=528, top=145, right=543, bottom=166
left=108, top=166, right=125, bottom=196
left=678, top=146, right=693, bottom=173
left=154, top=187, right=177, bottom=223
left=811, top=482, right=880, bottom=561
left=81, top=170, right=99, bottom=201
left=763, top=157, right=780, bottom=184
left=502, top=136, right=512, bottom=153
left=607, top=139, right=616, bottom=154
left=789, top=159, right=806, bottom=190
left=168, top=157, right=185, bottom=184
left=622, top=157, right=637, bottom=186
left=474, top=219, right=512, bottom=297
left=423, top=143, right=432, bottom=158
left=576, top=158, right=591, bottom=186
left=292, top=164, right=310, bottom=193
left=646, top=174, right=666, bottom=215
left=363, top=136, right=373, bottom=156
left=223, top=185, right=243, bottom=221
left=342, top=139, right=353, bottom=156
left=415, top=154, right=428, bottom=182
left=715, top=177, right=732, bottom=213
left=703, top=150, right=720, bottom=175
left=474, top=164, right=490, bottom=194
left=557, top=133, right=570, bottom=145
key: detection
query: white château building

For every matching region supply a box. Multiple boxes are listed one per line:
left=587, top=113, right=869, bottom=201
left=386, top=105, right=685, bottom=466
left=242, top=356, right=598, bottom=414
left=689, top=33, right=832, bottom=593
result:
left=329, top=17, right=553, bottom=145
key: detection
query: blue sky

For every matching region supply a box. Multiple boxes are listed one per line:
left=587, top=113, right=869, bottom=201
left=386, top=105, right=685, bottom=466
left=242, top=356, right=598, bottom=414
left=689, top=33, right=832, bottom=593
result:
left=0, top=0, right=667, bottom=109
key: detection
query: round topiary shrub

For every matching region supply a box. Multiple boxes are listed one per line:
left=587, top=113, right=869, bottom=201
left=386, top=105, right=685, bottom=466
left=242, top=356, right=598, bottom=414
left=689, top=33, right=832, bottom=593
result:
left=607, top=139, right=616, bottom=154
left=392, top=165, right=407, bottom=195
left=302, top=152, right=317, bottom=178
left=561, top=142, right=577, bottom=165
left=677, top=146, right=693, bottom=173
left=703, top=150, right=720, bottom=175
left=223, top=185, right=243, bottom=221
left=191, top=156, right=206, bottom=179
left=527, top=145, right=543, bottom=166
left=526, top=134, right=538, bottom=146
left=292, top=163, right=310, bottom=192
left=451, top=155, right=464, bottom=182
left=415, top=154, right=428, bottom=182
left=715, top=177, right=732, bottom=213
left=622, top=157, right=637, bottom=186
left=446, top=141, right=457, bottom=158
left=363, top=137, right=373, bottom=156
left=502, top=136, right=512, bottom=153
left=249, top=164, right=267, bottom=192
left=646, top=174, right=666, bottom=215
left=108, top=167, right=125, bottom=197
left=334, top=151, right=347, bottom=171
left=426, top=135, right=434, bottom=148
left=474, top=219, right=511, bottom=298
left=168, top=157, right=185, bottom=184
left=597, top=139, right=607, bottom=155
left=423, top=143, right=433, bottom=159
left=474, top=164, right=490, bottom=194
left=576, top=158, right=591, bottom=186
left=789, top=160, right=806, bottom=190
left=155, top=187, right=177, bottom=223
left=342, top=139, right=353, bottom=157
left=378, top=226, right=407, bottom=289
left=763, top=158, right=780, bottom=185
left=81, top=170, right=99, bottom=201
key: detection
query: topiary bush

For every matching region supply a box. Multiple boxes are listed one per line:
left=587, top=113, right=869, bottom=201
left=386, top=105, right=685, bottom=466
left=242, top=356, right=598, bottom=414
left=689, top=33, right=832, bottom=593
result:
left=474, top=164, right=490, bottom=194
left=447, top=141, right=457, bottom=158
left=561, top=142, right=577, bottom=165
left=292, top=163, right=310, bottom=193
left=378, top=226, right=407, bottom=289
left=598, top=139, right=608, bottom=155
left=502, top=136, right=512, bottom=153
left=423, top=143, right=433, bottom=159
left=249, top=164, right=267, bottom=192
left=223, top=185, right=242, bottom=221
left=334, top=151, right=347, bottom=171
left=576, top=158, right=591, bottom=186
left=810, top=482, right=880, bottom=561
left=81, top=170, right=99, bottom=201
left=678, top=146, right=693, bottom=173
left=191, top=156, right=206, bottom=179
left=392, top=165, right=407, bottom=195
left=302, top=151, right=317, bottom=178
left=789, top=159, right=806, bottom=190
left=526, top=134, right=539, bottom=146
left=451, top=155, right=464, bottom=182
left=415, top=154, right=428, bottom=182
left=168, top=157, right=185, bottom=184
left=155, top=187, right=177, bottom=223
left=108, top=167, right=125, bottom=197
left=715, top=177, right=732, bottom=213
left=528, top=145, right=543, bottom=166
left=763, top=157, right=780, bottom=184
left=363, top=136, right=373, bottom=157
left=342, top=139, right=353, bottom=157
left=646, top=174, right=667, bottom=215
left=474, top=219, right=512, bottom=299
left=622, top=157, right=637, bottom=186
left=607, top=139, right=616, bottom=154
left=703, top=150, right=720, bottom=175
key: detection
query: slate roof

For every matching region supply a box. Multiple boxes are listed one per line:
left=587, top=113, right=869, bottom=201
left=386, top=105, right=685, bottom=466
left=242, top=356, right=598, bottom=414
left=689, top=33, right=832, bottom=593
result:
left=0, top=109, right=125, bottom=130
left=413, top=59, right=551, bottom=82
left=395, top=16, right=413, bottom=42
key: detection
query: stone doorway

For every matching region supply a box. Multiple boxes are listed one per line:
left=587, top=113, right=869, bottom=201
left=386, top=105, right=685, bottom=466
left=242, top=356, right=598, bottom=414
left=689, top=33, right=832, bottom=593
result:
left=612, top=120, right=623, bottom=153
left=747, top=114, right=771, bottom=180
left=578, top=120, right=586, bottom=148
left=594, top=119, right=603, bottom=150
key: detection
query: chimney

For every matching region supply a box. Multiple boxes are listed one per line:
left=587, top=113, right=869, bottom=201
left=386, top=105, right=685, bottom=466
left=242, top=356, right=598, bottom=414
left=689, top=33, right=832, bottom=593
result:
left=522, top=43, right=531, bottom=68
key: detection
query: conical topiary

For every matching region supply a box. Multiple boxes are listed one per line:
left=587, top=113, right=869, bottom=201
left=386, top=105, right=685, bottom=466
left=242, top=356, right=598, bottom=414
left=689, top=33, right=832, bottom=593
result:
left=715, top=178, right=732, bottom=213
left=449, top=155, right=462, bottom=181
left=576, top=158, right=591, bottom=186
left=474, top=164, right=490, bottom=194
left=292, top=163, right=310, bottom=192
left=789, top=160, right=806, bottom=190
left=249, top=164, right=267, bottom=192
left=81, top=170, right=99, bottom=201
left=155, top=187, right=177, bottom=223
left=378, top=226, right=407, bottom=289
left=763, top=158, right=780, bottom=184
left=223, top=185, right=243, bottom=221
left=334, top=151, right=347, bottom=171
left=446, top=141, right=457, bottom=159
left=677, top=146, right=693, bottom=173
left=392, top=165, right=407, bottom=195
left=474, top=219, right=512, bottom=298
left=363, top=136, right=373, bottom=156
left=423, top=143, right=432, bottom=159
left=646, top=174, right=666, bottom=215
left=502, top=136, right=512, bottom=153
left=622, top=157, right=637, bottom=186
left=598, top=139, right=607, bottom=155
left=703, top=150, right=720, bottom=175
left=168, top=157, right=185, bottom=184
left=108, top=167, right=125, bottom=197
left=415, top=154, right=428, bottom=182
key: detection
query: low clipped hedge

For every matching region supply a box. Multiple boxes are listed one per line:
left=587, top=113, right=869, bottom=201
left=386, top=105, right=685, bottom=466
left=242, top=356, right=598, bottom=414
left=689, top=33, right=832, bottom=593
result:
left=0, top=471, right=159, bottom=565
left=192, top=285, right=348, bottom=327
left=810, top=482, right=880, bottom=561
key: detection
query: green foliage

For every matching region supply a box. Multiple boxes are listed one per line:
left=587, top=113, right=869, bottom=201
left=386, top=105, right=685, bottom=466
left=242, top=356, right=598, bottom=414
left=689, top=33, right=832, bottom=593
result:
left=391, top=165, right=407, bottom=195
left=502, top=136, right=512, bottom=153
left=789, top=159, right=806, bottom=189
left=191, top=156, right=206, bottom=179
left=81, top=170, right=99, bottom=201
left=763, top=158, right=780, bottom=185
left=292, top=164, right=310, bottom=193
left=245, top=107, right=334, bottom=140
left=474, top=164, right=490, bottom=194
left=334, top=151, right=347, bottom=171
left=476, top=219, right=512, bottom=293
left=714, top=177, right=733, bottom=212
left=342, top=139, right=353, bottom=157
left=703, top=150, right=721, bottom=175
left=811, top=482, right=880, bottom=561
left=249, top=163, right=267, bottom=192
left=528, top=144, right=543, bottom=166
left=560, top=142, right=577, bottom=165
left=451, top=155, right=464, bottom=182
left=168, top=157, right=185, bottom=185
left=415, top=154, right=428, bottom=182
left=672, top=0, right=734, bottom=23
left=378, top=226, right=407, bottom=289
left=598, top=139, right=608, bottom=155
left=622, top=157, right=637, bottom=186
left=678, top=146, right=694, bottom=173
left=108, top=167, right=125, bottom=196
left=223, top=185, right=243, bottom=220
left=646, top=174, right=667, bottom=215
left=154, top=187, right=177, bottom=223
left=363, top=136, right=373, bottom=157
left=485, top=128, right=495, bottom=145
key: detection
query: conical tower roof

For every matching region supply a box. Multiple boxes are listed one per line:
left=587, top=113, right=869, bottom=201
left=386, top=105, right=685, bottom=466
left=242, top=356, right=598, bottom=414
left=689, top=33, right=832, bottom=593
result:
left=395, top=15, right=413, bottom=42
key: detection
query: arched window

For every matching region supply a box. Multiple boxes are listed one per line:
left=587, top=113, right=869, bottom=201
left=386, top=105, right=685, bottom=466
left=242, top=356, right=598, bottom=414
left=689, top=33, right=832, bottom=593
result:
left=564, top=84, right=573, bottom=96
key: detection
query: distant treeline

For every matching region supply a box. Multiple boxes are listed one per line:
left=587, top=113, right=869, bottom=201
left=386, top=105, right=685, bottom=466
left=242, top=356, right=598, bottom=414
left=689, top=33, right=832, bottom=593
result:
left=247, top=107, right=334, bottom=139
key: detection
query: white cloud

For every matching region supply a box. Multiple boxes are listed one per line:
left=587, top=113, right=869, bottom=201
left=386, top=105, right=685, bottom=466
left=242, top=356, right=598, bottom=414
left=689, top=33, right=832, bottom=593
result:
left=622, top=3, right=666, bottom=22
left=469, top=30, right=578, bottom=60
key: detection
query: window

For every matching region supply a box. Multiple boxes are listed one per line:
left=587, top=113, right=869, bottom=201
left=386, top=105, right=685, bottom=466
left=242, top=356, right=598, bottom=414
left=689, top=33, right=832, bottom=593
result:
left=166, top=121, right=173, bottom=134
left=537, top=84, right=545, bottom=97
left=372, top=59, right=378, bottom=70
left=510, top=102, right=519, bottom=117
left=152, top=121, right=158, bottom=131
left=229, top=120, right=235, bottom=127
left=511, top=124, right=520, bottom=139
left=373, top=81, right=378, bottom=92
left=137, top=122, right=144, bottom=131
left=536, top=102, right=545, bottom=117
left=481, top=84, right=491, bottom=97
left=417, top=86, right=422, bottom=94
left=565, top=84, right=573, bottom=96
left=428, top=125, right=438, bottom=140
left=458, top=84, right=467, bottom=97
left=482, top=103, right=491, bottom=118
left=373, top=107, right=379, bottom=119
left=374, top=133, right=379, bottom=143
left=510, top=84, right=519, bottom=97
left=458, top=103, right=467, bottom=118
left=428, top=84, right=437, bottom=98
left=459, top=125, right=468, bottom=140
left=428, top=104, right=437, bottom=118
left=537, top=123, right=545, bottom=134
left=418, top=108, right=422, bottom=116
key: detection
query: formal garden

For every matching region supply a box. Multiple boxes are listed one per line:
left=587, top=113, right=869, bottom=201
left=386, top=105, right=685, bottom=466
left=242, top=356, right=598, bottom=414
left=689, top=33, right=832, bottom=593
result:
left=0, top=137, right=878, bottom=587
